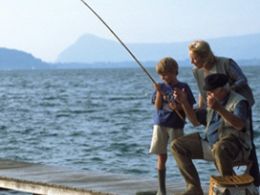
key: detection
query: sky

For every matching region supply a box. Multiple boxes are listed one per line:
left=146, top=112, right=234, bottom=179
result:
left=1, top=0, right=260, bottom=62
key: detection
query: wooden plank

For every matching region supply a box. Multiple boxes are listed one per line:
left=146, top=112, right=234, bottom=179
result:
left=0, top=159, right=206, bottom=195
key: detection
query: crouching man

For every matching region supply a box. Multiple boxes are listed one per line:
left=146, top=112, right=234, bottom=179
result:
left=171, top=73, right=252, bottom=195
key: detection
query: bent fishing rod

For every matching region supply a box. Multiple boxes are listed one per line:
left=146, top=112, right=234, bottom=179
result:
left=80, top=0, right=184, bottom=120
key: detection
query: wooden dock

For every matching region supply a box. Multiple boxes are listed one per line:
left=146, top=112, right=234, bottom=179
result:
left=0, top=159, right=207, bottom=195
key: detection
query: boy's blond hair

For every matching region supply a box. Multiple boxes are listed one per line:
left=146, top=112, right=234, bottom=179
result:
left=156, top=57, right=179, bottom=75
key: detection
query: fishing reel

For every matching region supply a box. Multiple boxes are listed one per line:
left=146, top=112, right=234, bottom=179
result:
left=165, top=91, right=177, bottom=105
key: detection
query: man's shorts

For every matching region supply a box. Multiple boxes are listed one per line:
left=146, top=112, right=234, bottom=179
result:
left=149, top=125, right=183, bottom=154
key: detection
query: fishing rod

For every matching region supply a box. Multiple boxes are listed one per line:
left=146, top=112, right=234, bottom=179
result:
left=80, top=0, right=156, bottom=84
left=80, top=0, right=184, bottom=120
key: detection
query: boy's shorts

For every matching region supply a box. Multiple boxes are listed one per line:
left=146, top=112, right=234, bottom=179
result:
left=149, top=125, right=184, bottom=154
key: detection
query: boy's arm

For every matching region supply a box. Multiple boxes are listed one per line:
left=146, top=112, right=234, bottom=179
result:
left=154, top=91, right=163, bottom=109
left=153, top=83, right=163, bottom=110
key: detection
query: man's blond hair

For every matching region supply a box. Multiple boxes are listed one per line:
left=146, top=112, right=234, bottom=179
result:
left=188, top=40, right=215, bottom=60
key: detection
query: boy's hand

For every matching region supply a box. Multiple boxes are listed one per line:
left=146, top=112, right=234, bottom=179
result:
left=153, top=83, right=161, bottom=92
left=169, top=102, right=177, bottom=110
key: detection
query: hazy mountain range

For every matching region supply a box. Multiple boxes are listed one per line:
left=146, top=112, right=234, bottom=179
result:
left=57, top=33, right=260, bottom=64
left=1, top=33, right=260, bottom=69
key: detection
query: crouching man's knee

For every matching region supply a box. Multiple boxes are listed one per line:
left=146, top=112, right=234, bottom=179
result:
left=212, top=140, right=239, bottom=160
left=171, top=137, right=182, bottom=154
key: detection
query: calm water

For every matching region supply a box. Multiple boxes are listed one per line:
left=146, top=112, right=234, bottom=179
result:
left=0, top=66, right=259, bottom=194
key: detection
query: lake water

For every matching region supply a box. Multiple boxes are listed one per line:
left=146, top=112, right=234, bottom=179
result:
left=0, top=66, right=259, bottom=194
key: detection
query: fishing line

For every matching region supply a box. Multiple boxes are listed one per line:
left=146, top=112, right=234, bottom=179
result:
left=80, top=0, right=184, bottom=120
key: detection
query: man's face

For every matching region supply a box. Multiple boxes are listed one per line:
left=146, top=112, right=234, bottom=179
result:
left=189, top=51, right=203, bottom=68
left=207, top=87, right=225, bottom=101
left=189, top=51, right=210, bottom=69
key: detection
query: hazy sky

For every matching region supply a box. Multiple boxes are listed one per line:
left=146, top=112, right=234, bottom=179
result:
left=1, top=0, right=260, bottom=62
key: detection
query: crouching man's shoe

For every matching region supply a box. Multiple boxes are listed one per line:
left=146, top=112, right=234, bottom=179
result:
left=182, top=185, right=203, bottom=195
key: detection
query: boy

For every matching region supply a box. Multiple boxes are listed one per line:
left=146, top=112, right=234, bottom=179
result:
left=149, top=57, right=196, bottom=195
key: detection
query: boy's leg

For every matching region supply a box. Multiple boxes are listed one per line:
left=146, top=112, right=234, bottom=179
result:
left=149, top=125, right=168, bottom=195
left=154, top=128, right=183, bottom=195
left=157, top=154, right=167, bottom=170
left=157, top=154, right=167, bottom=195
left=149, top=125, right=168, bottom=155
left=153, top=128, right=182, bottom=195
left=171, top=133, right=204, bottom=195
left=168, top=128, right=184, bottom=142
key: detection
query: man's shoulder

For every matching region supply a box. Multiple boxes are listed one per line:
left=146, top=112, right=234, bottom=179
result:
left=229, top=91, right=247, bottom=101
left=215, top=56, right=231, bottom=63
left=226, top=91, right=249, bottom=110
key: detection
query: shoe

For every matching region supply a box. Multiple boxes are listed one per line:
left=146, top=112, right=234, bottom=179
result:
left=156, top=190, right=166, bottom=195
left=156, top=169, right=166, bottom=195
left=181, top=186, right=203, bottom=195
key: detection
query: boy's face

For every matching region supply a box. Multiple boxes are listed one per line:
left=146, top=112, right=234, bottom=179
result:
left=159, top=72, right=177, bottom=84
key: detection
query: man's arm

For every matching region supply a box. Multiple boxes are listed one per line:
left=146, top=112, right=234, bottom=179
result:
left=198, top=95, right=205, bottom=109
left=207, top=94, right=248, bottom=130
left=227, top=59, right=248, bottom=91
left=174, top=88, right=200, bottom=126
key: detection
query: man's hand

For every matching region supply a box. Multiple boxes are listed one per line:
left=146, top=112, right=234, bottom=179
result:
left=173, top=88, right=187, bottom=104
left=207, top=93, right=221, bottom=111
left=173, top=88, right=200, bottom=126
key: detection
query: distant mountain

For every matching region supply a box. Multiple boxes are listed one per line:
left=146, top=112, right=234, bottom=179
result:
left=0, top=48, right=50, bottom=70
left=1, top=33, right=260, bottom=70
left=57, top=33, right=260, bottom=64
left=57, top=34, right=130, bottom=63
